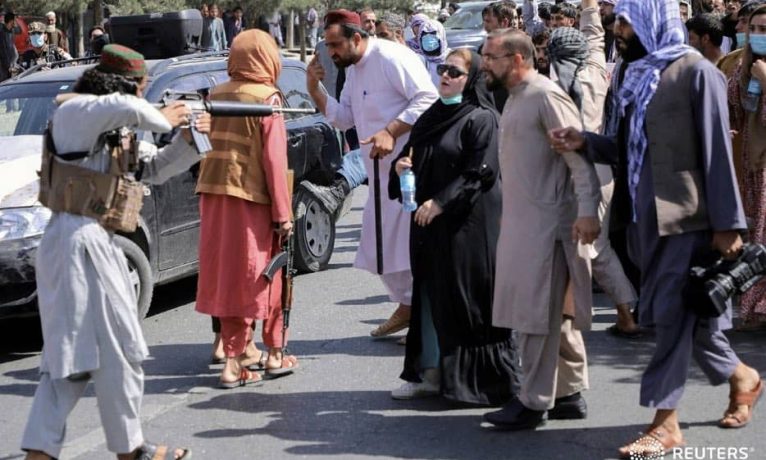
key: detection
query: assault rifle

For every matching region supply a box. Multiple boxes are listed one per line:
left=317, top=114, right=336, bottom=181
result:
left=157, top=90, right=318, bottom=154
left=262, top=230, right=296, bottom=351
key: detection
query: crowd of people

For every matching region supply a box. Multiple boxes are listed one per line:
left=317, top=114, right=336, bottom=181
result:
left=303, top=0, right=765, bottom=457
left=15, top=0, right=766, bottom=459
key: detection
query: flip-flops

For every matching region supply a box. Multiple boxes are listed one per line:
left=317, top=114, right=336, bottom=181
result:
left=607, top=324, right=643, bottom=339
left=218, top=368, right=264, bottom=389
left=265, top=354, right=300, bottom=378
left=135, top=441, right=192, bottom=459
left=242, top=350, right=268, bottom=372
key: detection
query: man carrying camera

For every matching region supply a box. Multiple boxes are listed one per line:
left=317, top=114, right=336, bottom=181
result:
left=550, top=0, right=761, bottom=457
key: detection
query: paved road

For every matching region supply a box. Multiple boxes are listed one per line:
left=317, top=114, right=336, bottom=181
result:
left=1, top=189, right=765, bottom=460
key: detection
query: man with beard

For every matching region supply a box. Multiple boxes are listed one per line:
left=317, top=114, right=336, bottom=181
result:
left=481, top=29, right=601, bottom=430
left=375, top=12, right=407, bottom=44
left=306, top=10, right=437, bottom=342
left=550, top=0, right=762, bottom=456
left=533, top=28, right=552, bottom=75
left=680, top=0, right=692, bottom=21
left=600, top=0, right=618, bottom=61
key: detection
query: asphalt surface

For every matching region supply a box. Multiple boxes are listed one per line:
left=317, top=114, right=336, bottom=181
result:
left=1, top=188, right=765, bottom=460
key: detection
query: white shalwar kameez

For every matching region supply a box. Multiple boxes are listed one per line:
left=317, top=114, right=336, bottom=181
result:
left=324, top=38, right=437, bottom=304
left=21, top=93, right=202, bottom=458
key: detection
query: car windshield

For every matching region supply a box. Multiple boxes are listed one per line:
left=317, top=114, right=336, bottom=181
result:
left=0, top=81, right=75, bottom=136
left=444, top=6, right=485, bottom=30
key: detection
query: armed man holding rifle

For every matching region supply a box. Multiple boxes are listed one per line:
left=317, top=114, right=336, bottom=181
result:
left=194, top=29, right=300, bottom=388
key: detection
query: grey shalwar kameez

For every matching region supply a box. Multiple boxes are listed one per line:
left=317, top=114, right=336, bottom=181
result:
left=21, top=93, right=202, bottom=457
left=584, top=56, right=746, bottom=409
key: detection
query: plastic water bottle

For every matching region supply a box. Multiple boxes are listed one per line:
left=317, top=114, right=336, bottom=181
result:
left=743, top=78, right=762, bottom=113
left=400, top=168, right=417, bottom=212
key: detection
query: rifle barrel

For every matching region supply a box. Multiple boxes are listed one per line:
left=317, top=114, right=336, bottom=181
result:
left=206, top=101, right=318, bottom=117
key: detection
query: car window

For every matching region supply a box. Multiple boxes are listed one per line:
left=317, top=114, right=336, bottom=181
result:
left=277, top=67, right=315, bottom=120
left=212, top=68, right=315, bottom=120
left=444, top=6, right=485, bottom=30
left=0, top=81, right=75, bottom=136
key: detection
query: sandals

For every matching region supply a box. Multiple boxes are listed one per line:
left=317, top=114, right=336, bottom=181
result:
left=241, top=349, right=268, bottom=372
left=617, top=426, right=685, bottom=459
left=265, top=353, right=299, bottom=377
left=134, top=441, right=192, bottom=460
left=719, top=379, right=763, bottom=428
left=370, top=308, right=410, bottom=337
left=219, top=367, right=264, bottom=389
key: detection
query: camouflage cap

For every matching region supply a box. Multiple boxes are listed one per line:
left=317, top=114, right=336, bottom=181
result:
left=27, top=22, right=45, bottom=33
left=96, top=44, right=147, bottom=78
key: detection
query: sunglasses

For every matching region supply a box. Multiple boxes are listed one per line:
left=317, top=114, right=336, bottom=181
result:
left=436, top=64, right=467, bottom=78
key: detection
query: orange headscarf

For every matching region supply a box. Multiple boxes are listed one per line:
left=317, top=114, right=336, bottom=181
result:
left=228, top=29, right=281, bottom=86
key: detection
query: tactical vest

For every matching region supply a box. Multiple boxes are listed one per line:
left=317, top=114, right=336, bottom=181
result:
left=38, top=125, right=145, bottom=232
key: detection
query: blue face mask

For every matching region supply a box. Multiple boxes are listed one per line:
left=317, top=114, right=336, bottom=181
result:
left=421, top=33, right=440, bottom=54
left=30, top=34, right=44, bottom=48
left=737, top=32, right=747, bottom=49
left=751, top=34, right=766, bottom=55
left=440, top=94, right=463, bottom=105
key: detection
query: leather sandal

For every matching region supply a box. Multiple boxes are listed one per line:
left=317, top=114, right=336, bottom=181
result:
left=719, top=379, right=763, bottom=428
left=617, top=426, right=685, bottom=459
left=219, top=368, right=263, bottom=389
left=134, top=441, right=192, bottom=459
left=265, top=353, right=299, bottom=377
left=370, top=308, right=410, bottom=337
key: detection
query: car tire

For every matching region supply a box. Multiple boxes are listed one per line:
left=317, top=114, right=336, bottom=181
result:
left=293, top=186, right=335, bottom=273
left=114, top=235, right=154, bottom=320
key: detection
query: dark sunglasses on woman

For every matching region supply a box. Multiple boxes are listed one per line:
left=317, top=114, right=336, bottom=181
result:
left=436, top=64, right=467, bottom=78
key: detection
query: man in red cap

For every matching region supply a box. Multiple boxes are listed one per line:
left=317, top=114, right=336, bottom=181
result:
left=306, top=10, right=437, bottom=365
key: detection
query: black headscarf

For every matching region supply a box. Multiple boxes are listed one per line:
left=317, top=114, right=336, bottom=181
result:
left=407, top=50, right=496, bottom=146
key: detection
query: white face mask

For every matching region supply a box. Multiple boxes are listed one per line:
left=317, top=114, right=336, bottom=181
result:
left=30, top=34, right=44, bottom=48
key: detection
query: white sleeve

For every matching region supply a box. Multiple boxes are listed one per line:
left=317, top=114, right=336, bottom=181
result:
left=382, top=51, right=438, bottom=126
left=69, top=93, right=173, bottom=134
left=141, top=133, right=201, bottom=185
left=324, top=73, right=356, bottom=131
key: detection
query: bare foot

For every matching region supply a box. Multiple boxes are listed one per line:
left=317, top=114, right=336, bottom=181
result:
left=25, top=450, right=53, bottom=460
left=240, top=342, right=265, bottom=369
left=211, top=333, right=224, bottom=362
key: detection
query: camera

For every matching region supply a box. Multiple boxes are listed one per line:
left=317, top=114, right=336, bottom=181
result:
left=685, top=243, right=766, bottom=317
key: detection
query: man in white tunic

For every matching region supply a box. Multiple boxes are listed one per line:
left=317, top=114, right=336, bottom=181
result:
left=481, top=30, right=601, bottom=430
left=306, top=10, right=438, bottom=336
left=21, top=45, right=200, bottom=460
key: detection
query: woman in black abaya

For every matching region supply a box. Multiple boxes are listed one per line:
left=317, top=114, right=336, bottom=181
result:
left=388, top=48, right=520, bottom=405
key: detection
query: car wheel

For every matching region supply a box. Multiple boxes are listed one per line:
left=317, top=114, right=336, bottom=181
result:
left=114, top=235, right=154, bottom=320
left=293, top=186, right=335, bottom=273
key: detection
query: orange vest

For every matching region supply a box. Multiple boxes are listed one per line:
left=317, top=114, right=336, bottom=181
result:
left=195, top=82, right=279, bottom=204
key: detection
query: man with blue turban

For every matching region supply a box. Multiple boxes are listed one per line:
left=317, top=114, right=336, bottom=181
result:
left=549, top=0, right=762, bottom=457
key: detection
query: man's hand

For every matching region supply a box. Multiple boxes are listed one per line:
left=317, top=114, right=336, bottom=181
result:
left=306, top=56, right=325, bottom=91
left=752, top=59, right=766, bottom=86
left=548, top=127, right=586, bottom=154
left=160, top=101, right=191, bottom=128
left=361, top=128, right=396, bottom=159
left=414, top=200, right=443, bottom=227
left=395, top=156, right=413, bottom=176
left=572, top=216, right=600, bottom=245
left=181, top=112, right=212, bottom=144
left=712, top=230, right=743, bottom=261
left=193, top=112, right=212, bottom=134
left=274, top=221, right=293, bottom=238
